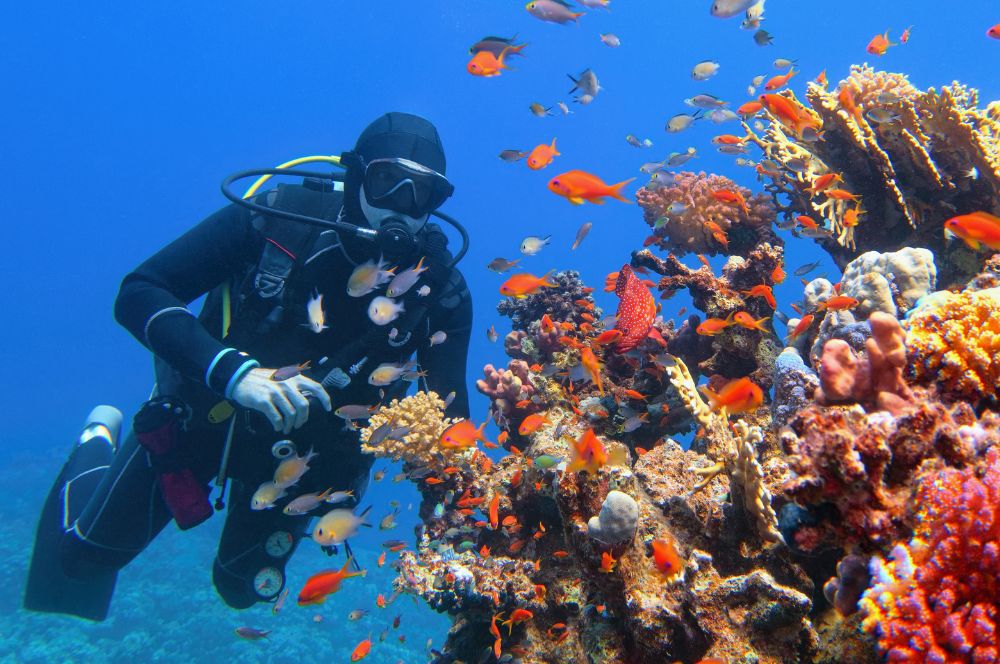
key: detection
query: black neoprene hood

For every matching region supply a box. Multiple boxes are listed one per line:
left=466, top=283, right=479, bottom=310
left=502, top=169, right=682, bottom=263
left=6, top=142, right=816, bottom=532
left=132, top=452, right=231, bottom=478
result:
left=353, top=112, right=447, bottom=174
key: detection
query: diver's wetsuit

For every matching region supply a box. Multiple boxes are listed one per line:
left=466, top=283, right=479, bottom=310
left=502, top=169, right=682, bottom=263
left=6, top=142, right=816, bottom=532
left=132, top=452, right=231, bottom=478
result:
left=56, top=183, right=472, bottom=610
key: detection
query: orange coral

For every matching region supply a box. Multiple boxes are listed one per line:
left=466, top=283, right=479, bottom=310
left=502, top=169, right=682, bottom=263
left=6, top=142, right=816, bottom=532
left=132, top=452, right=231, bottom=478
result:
left=905, top=286, right=1000, bottom=402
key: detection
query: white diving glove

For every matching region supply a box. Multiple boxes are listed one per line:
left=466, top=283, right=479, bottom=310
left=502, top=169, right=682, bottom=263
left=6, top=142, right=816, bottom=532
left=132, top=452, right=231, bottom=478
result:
left=230, top=368, right=332, bottom=435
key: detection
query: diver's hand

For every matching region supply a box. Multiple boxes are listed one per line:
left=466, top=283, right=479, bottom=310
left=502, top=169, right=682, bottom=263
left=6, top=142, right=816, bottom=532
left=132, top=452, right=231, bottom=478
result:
left=230, top=368, right=332, bottom=434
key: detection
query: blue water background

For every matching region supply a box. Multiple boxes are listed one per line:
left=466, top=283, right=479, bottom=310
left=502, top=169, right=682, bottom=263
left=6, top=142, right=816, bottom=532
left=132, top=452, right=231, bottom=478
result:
left=2, top=1, right=998, bottom=661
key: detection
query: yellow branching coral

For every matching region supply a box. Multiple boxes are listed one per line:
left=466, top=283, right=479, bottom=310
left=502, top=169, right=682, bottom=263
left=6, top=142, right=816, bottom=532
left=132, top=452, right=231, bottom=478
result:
left=904, top=286, right=1000, bottom=402
left=360, top=390, right=465, bottom=466
left=661, top=355, right=784, bottom=543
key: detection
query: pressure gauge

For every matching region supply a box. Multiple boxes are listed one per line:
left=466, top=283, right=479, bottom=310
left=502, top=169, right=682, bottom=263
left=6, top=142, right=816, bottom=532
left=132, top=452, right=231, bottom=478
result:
left=253, top=566, right=283, bottom=599
left=265, top=530, right=294, bottom=557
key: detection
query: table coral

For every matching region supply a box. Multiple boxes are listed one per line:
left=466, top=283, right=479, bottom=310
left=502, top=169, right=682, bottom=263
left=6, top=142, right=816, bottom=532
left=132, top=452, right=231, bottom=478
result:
left=636, top=171, right=777, bottom=257
left=905, top=286, right=1000, bottom=404
left=859, top=448, right=1000, bottom=663
left=746, top=64, right=1000, bottom=285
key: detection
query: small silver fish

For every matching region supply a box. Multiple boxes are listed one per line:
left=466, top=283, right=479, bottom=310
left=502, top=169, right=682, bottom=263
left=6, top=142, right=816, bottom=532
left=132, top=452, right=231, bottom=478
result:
left=710, top=0, right=758, bottom=18
left=443, top=391, right=457, bottom=408
left=666, top=202, right=688, bottom=215
left=520, top=235, right=551, bottom=255
left=753, top=29, right=773, bottom=46
left=666, top=112, right=701, bottom=132
left=529, top=102, right=553, bottom=117
left=568, top=68, right=601, bottom=97
left=865, top=108, right=901, bottom=125
left=366, top=421, right=396, bottom=447
left=486, top=325, right=499, bottom=343
left=574, top=93, right=595, bottom=105
left=557, top=101, right=572, bottom=115
left=709, top=108, right=740, bottom=123
left=386, top=257, right=429, bottom=298
left=283, top=488, right=337, bottom=515
left=685, top=94, right=727, bottom=109
left=876, top=91, right=901, bottom=105
left=487, top=257, right=521, bottom=273
left=367, top=296, right=405, bottom=326
left=639, top=161, right=667, bottom=174
left=691, top=60, right=720, bottom=81
left=572, top=222, right=592, bottom=250
left=499, top=149, right=528, bottom=162
left=666, top=148, right=697, bottom=166
left=622, top=413, right=647, bottom=433
left=417, top=285, right=431, bottom=297
left=235, top=627, right=271, bottom=641
left=251, top=481, right=287, bottom=511
left=718, top=144, right=749, bottom=155
left=625, top=134, right=643, bottom=147
left=527, top=0, right=584, bottom=24
left=785, top=157, right=811, bottom=173
left=794, top=260, right=822, bottom=276
left=751, top=74, right=766, bottom=87
left=272, top=589, right=288, bottom=615
left=429, top=331, right=447, bottom=346
left=773, top=57, right=796, bottom=69
left=599, top=33, right=620, bottom=48
left=368, top=361, right=417, bottom=386
left=334, top=404, right=375, bottom=420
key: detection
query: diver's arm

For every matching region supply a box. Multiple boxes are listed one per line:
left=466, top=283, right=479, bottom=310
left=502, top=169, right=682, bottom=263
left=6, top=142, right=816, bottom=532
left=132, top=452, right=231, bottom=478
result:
left=114, top=204, right=263, bottom=395
left=418, top=268, right=473, bottom=420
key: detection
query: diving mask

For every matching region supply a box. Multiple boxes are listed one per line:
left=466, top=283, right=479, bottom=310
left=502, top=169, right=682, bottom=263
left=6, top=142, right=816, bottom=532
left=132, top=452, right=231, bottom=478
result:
left=362, top=157, right=454, bottom=218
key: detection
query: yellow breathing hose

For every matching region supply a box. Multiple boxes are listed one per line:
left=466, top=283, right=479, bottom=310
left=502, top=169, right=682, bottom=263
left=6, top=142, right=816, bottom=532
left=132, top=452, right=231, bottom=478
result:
left=221, top=154, right=345, bottom=338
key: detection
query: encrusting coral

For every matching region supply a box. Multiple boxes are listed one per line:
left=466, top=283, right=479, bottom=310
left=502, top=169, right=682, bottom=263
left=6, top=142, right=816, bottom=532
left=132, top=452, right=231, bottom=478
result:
left=636, top=171, right=778, bottom=256
left=859, top=448, right=1000, bottom=663
left=905, top=285, right=1000, bottom=404
left=746, top=64, right=1000, bottom=285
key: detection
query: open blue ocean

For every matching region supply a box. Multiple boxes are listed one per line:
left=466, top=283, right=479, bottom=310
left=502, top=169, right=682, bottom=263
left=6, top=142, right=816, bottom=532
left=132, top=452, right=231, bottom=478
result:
left=4, top=1, right=999, bottom=662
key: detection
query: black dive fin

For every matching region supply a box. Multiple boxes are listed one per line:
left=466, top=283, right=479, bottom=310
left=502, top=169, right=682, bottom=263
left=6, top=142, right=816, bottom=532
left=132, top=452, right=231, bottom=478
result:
left=24, top=406, right=122, bottom=621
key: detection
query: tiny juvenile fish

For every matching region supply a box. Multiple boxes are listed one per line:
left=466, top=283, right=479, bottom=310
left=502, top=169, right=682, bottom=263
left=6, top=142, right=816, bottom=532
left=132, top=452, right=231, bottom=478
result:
left=367, top=296, right=405, bottom=326
left=499, top=149, right=528, bottom=162
left=599, top=33, right=620, bottom=47
left=666, top=112, right=702, bottom=132
left=572, top=222, right=592, bottom=250
left=487, top=257, right=521, bottom=273
left=251, top=481, right=287, bottom=511
left=753, top=29, right=773, bottom=46
left=305, top=289, right=328, bottom=333
left=691, top=60, right=720, bottom=81
left=666, top=148, right=697, bottom=166
left=284, top=488, right=335, bottom=515
left=235, top=627, right=271, bottom=640
left=386, top=256, right=428, bottom=297
left=347, top=255, right=394, bottom=298
left=529, top=102, right=553, bottom=117
left=568, top=68, right=601, bottom=97
left=793, top=260, right=822, bottom=276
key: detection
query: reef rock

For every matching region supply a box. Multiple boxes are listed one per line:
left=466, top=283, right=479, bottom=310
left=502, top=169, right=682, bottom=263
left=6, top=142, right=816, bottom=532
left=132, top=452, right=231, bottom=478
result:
left=839, top=247, right=936, bottom=317
left=771, top=347, right=819, bottom=427
left=587, top=490, right=639, bottom=545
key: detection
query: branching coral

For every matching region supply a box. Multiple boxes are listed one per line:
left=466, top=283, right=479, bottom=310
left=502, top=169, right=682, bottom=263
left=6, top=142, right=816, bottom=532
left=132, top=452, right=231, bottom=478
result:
left=475, top=360, right=543, bottom=426
left=661, top=354, right=783, bottom=543
left=905, top=286, right=1000, bottom=404
left=636, top=171, right=777, bottom=256
left=746, top=64, right=1000, bottom=284
left=360, top=390, right=461, bottom=465
left=859, top=448, right=1000, bottom=663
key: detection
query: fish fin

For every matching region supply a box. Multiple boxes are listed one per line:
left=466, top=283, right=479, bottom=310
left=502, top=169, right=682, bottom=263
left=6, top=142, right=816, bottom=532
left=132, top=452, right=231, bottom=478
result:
left=539, top=269, right=558, bottom=288
left=608, top=178, right=636, bottom=203
left=569, top=196, right=585, bottom=205
left=698, top=385, right=719, bottom=409
left=963, top=236, right=982, bottom=251
left=607, top=446, right=630, bottom=467
left=590, top=197, right=606, bottom=205
left=550, top=137, right=559, bottom=155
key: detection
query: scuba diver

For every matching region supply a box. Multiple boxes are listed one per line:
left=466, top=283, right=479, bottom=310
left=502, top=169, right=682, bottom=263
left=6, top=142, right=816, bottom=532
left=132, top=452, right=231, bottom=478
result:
left=25, top=112, right=472, bottom=620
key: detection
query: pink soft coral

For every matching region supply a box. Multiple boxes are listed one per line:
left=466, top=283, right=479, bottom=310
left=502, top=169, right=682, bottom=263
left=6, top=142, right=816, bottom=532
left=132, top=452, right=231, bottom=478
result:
left=860, top=448, right=1000, bottom=663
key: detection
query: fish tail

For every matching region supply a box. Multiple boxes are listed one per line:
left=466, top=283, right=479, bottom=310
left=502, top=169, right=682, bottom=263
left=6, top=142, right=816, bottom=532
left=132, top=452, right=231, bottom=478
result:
left=357, top=504, right=373, bottom=525
left=539, top=269, right=558, bottom=288
left=550, top=137, right=559, bottom=155
left=698, top=385, right=720, bottom=410
left=607, top=177, right=636, bottom=203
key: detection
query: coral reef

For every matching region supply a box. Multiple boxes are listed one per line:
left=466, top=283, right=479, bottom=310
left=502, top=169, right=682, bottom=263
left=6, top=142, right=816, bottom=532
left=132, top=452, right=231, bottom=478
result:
left=360, top=390, right=462, bottom=465
left=497, top=270, right=597, bottom=332
left=905, top=285, right=1000, bottom=404
left=636, top=171, right=777, bottom=256
left=771, top=348, right=819, bottom=427
left=815, top=312, right=913, bottom=415
left=838, top=247, right=936, bottom=318
left=822, top=554, right=870, bottom=617
left=780, top=397, right=1000, bottom=552
left=860, top=448, right=1000, bottom=663
left=476, top=360, right=543, bottom=427
left=633, top=243, right=784, bottom=391
left=747, top=64, right=1000, bottom=285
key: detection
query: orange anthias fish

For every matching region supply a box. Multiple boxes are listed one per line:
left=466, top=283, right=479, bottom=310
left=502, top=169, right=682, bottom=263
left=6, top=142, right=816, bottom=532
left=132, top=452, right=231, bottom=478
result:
left=501, top=609, right=534, bottom=635
left=440, top=420, right=490, bottom=450
left=696, top=312, right=735, bottom=336
left=599, top=551, right=617, bottom=573
left=500, top=271, right=558, bottom=298
left=758, top=94, right=820, bottom=138
left=816, top=69, right=828, bottom=87
left=527, top=138, right=560, bottom=170
left=733, top=311, right=770, bottom=332
left=612, top=265, right=657, bottom=352
left=700, top=377, right=764, bottom=415
left=711, top=189, right=750, bottom=215
left=736, top=100, right=763, bottom=117
left=548, top=170, right=635, bottom=205
left=593, top=329, right=622, bottom=346
left=814, top=295, right=859, bottom=313
left=771, top=264, right=786, bottom=284
left=488, top=493, right=500, bottom=530
left=808, top=172, right=843, bottom=194
left=837, top=85, right=863, bottom=122
left=796, top=215, right=820, bottom=230
left=518, top=413, right=550, bottom=436
left=943, top=211, right=1000, bottom=250
left=901, top=26, right=913, bottom=44
left=740, top=284, right=776, bottom=308
left=989, top=24, right=1000, bottom=39
left=297, top=559, right=367, bottom=606
left=825, top=188, right=861, bottom=202
left=843, top=205, right=865, bottom=228
left=786, top=314, right=815, bottom=342
left=651, top=536, right=684, bottom=580
left=866, top=31, right=895, bottom=56
left=566, top=428, right=627, bottom=474
left=467, top=46, right=513, bottom=77
left=350, top=637, right=372, bottom=661
left=764, top=68, right=797, bottom=91
left=579, top=346, right=604, bottom=395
